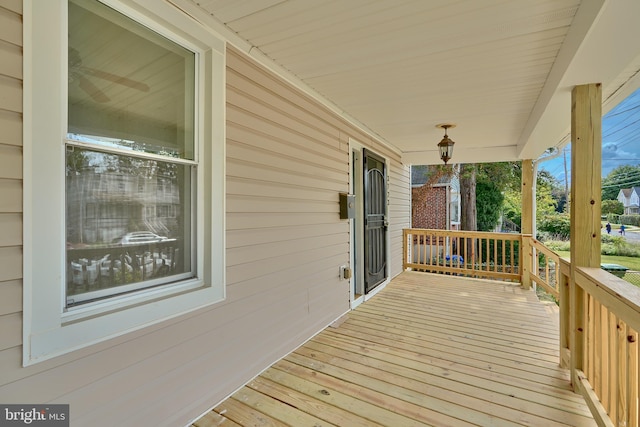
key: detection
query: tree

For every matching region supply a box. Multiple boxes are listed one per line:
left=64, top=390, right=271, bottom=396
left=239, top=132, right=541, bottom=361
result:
left=460, top=164, right=477, bottom=231
left=602, top=164, right=640, bottom=201
left=535, top=170, right=559, bottom=217
left=601, top=199, right=624, bottom=215
left=459, top=162, right=520, bottom=232
left=476, top=179, right=503, bottom=231
left=503, top=169, right=559, bottom=229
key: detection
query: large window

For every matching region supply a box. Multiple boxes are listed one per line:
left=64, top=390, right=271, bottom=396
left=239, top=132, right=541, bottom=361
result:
left=24, top=0, right=225, bottom=364
left=66, top=0, right=197, bottom=306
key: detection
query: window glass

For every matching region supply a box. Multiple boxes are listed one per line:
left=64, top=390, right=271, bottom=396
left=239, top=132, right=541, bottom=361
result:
left=68, top=0, right=195, bottom=159
left=66, top=147, right=193, bottom=306
left=65, top=0, right=197, bottom=307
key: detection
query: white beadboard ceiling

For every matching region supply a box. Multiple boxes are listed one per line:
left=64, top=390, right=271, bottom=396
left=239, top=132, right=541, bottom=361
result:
left=177, top=0, right=640, bottom=165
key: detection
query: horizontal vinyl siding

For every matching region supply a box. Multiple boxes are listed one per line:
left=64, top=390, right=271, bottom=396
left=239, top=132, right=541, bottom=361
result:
left=0, top=4, right=21, bottom=48
left=388, top=159, right=412, bottom=277
left=224, top=46, right=352, bottom=325
left=0, top=10, right=409, bottom=422
left=0, top=0, right=23, bottom=392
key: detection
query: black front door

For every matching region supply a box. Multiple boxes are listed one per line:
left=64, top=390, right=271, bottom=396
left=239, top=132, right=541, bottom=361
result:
left=363, top=149, right=387, bottom=293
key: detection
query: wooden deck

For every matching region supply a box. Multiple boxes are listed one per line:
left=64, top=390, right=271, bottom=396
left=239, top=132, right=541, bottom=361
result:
left=193, top=272, right=596, bottom=426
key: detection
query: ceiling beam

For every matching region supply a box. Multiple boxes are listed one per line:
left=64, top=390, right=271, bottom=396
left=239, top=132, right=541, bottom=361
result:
left=402, top=145, right=520, bottom=166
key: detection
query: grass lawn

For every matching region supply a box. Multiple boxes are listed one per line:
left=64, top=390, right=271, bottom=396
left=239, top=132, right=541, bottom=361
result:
left=556, top=250, right=640, bottom=270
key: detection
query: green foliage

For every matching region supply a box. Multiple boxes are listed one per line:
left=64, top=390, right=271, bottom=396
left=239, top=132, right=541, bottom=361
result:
left=476, top=179, right=504, bottom=231
left=537, top=213, right=571, bottom=239
left=620, top=215, right=640, bottom=226
left=503, top=189, right=521, bottom=227
left=601, top=199, right=624, bottom=215
left=477, top=162, right=521, bottom=193
left=535, top=175, right=558, bottom=218
left=601, top=164, right=640, bottom=201
left=544, top=233, right=640, bottom=259
left=606, top=213, right=620, bottom=224
left=601, top=234, right=640, bottom=257
left=501, top=169, right=561, bottom=230
left=543, top=239, right=571, bottom=252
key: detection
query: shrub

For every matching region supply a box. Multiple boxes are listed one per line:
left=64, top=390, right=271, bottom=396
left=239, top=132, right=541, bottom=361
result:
left=543, top=240, right=571, bottom=252
left=619, top=215, right=640, bottom=226
left=602, top=199, right=624, bottom=215
left=537, top=213, right=571, bottom=239
left=606, top=213, right=621, bottom=224
left=601, top=234, right=624, bottom=245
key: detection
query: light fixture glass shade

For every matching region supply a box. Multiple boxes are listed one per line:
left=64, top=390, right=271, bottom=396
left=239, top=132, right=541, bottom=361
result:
left=438, top=135, right=454, bottom=164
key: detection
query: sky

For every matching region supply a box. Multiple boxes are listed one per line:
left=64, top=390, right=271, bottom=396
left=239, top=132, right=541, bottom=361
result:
left=539, top=88, right=640, bottom=186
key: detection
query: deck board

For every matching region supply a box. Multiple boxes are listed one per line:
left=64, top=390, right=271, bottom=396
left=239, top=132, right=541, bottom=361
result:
left=194, top=272, right=596, bottom=426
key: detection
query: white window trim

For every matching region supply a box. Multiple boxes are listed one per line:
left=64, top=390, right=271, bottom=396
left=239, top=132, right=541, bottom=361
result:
left=23, top=0, right=226, bottom=365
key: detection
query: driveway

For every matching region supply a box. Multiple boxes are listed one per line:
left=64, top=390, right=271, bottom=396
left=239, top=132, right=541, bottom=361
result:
left=622, top=230, right=640, bottom=243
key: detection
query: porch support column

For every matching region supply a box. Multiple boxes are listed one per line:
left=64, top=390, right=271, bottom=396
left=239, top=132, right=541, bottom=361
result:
left=521, top=159, right=534, bottom=290
left=569, top=83, right=602, bottom=390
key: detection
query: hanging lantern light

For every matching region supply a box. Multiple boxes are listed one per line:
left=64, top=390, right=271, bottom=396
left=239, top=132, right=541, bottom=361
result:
left=436, top=123, right=456, bottom=164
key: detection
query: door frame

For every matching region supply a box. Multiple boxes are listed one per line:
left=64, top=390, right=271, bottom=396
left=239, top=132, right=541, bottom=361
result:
left=348, top=138, right=390, bottom=309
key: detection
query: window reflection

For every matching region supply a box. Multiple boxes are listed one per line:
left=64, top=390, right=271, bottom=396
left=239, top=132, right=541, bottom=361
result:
left=65, top=147, right=192, bottom=305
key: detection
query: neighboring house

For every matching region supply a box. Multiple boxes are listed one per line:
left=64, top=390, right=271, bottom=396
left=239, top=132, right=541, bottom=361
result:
left=411, top=165, right=460, bottom=230
left=617, top=187, right=640, bottom=215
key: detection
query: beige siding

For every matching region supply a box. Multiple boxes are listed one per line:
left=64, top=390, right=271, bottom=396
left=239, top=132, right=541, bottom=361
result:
left=0, top=40, right=21, bottom=80
left=0, top=5, right=21, bottom=47
left=0, top=110, right=22, bottom=147
left=0, top=0, right=23, bottom=390
left=0, top=7, right=410, bottom=425
left=0, top=1, right=22, bottom=14
left=388, top=159, right=412, bottom=278
left=0, top=280, right=21, bottom=316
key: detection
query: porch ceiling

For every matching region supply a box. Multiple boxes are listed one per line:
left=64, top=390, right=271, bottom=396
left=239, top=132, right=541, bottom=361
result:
left=177, top=0, right=640, bottom=165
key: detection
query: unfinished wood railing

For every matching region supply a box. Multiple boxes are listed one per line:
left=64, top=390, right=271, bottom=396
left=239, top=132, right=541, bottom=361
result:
left=560, top=265, right=640, bottom=427
left=403, top=228, right=521, bottom=282
left=530, top=238, right=560, bottom=299
left=404, top=228, right=640, bottom=425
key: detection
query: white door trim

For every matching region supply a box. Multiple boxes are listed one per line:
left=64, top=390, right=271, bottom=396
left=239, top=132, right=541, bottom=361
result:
left=348, top=138, right=390, bottom=309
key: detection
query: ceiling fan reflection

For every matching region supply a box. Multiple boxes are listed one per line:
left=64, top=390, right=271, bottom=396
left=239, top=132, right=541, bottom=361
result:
left=68, top=47, right=150, bottom=103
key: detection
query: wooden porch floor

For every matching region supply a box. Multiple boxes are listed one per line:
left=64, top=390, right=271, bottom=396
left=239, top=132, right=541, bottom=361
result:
left=193, top=272, right=596, bottom=427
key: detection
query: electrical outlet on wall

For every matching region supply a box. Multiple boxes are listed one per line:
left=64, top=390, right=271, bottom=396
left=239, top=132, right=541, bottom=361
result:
left=339, top=265, right=352, bottom=280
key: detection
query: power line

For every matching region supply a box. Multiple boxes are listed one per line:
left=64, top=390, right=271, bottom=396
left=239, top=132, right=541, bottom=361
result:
left=605, top=102, right=640, bottom=118
left=603, top=115, right=640, bottom=138
left=601, top=171, right=640, bottom=188
left=602, top=181, right=640, bottom=189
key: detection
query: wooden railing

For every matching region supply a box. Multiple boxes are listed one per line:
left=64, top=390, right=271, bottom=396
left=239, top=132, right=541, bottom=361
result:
left=404, top=228, right=640, bottom=426
left=530, top=238, right=560, bottom=299
left=403, top=228, right=521, bottom=282
left=560, top=265, right=640, bottom=427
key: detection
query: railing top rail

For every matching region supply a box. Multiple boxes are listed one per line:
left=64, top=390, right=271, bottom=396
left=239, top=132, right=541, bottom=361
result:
left=404, top=228, right=522, bottom=240
left=576, top=266, right=640, bottom=331
left=531, top=238, right=560, bottom=260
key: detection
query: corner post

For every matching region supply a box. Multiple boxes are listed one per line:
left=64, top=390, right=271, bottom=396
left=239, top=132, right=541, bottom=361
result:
left=521, top=159, right=534, bottom=290
left=569, top=83, right=602, bottom=390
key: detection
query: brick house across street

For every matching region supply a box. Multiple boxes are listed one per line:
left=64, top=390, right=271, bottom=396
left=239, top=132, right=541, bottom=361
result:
left=411, top=165, right=459, bottom=231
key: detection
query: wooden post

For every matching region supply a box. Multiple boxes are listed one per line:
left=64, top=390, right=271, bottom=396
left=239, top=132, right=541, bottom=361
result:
left=521, top=159, right=534, bottom=290
left=559, top=259, right=571, bottom=369
left=569, top=83, right=602, bottom=391
left=403, top=229, right=408, bottom=270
